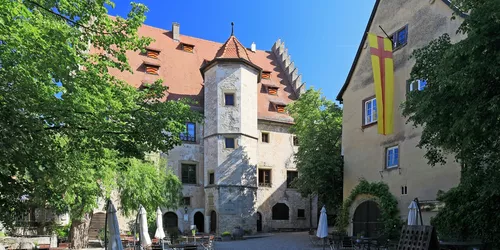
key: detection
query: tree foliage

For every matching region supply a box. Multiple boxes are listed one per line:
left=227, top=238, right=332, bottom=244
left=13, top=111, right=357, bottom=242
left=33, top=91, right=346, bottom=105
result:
left=402, top=0, right=500, bottom=244
left=287, top=89, right=343, bottom=213
left=0, top=0, right=200, bottom=244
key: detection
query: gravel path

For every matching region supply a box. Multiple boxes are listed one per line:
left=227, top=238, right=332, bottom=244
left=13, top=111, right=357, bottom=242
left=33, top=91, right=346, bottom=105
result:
left=214, top=232, right=326, bottom=250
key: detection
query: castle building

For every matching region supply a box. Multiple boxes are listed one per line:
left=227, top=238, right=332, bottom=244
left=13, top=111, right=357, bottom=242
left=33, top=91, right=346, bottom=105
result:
left=108, top=22, right=318, bottom=234
left=336, top=0, right=466, bottom=237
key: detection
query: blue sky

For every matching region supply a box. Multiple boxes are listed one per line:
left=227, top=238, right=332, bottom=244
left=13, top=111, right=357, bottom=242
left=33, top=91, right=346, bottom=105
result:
left=107, top=0, right=376, bottom=102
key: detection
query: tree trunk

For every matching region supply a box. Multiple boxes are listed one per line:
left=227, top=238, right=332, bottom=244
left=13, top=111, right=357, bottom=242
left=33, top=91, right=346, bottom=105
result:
left=70, top=213, right=92, bottom=249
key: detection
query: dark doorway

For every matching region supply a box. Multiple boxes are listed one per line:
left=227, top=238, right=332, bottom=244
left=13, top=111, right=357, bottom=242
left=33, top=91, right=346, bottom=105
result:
left=194, top=212, right=204, bottom=233
left=210, top=211, right=217, bottom=233
left=352, top=200, right=382, bottom=237
left=163, top=212, right=178, bottom=230
left=272, top=203, right=289, bottom=220
left=256, top=212, right=262, bottom=232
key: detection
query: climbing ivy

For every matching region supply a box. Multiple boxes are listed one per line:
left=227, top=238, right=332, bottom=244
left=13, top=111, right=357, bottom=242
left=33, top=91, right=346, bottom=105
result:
left=337, top=179, right=401, bottom=239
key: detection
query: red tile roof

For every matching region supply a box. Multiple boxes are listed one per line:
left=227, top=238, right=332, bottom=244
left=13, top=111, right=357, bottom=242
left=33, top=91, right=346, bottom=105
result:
left=107, top=23, right=298, bottom=124
left=214, top=35, right=252, bottom=61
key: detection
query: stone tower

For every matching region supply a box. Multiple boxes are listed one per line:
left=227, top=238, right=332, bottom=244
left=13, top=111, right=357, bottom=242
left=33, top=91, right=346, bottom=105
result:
left=200, top=33, right=262, bottom=234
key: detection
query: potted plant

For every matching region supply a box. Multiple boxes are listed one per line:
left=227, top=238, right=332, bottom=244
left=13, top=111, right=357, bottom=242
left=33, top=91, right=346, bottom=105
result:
left=221, top=231, right=231, bottom=241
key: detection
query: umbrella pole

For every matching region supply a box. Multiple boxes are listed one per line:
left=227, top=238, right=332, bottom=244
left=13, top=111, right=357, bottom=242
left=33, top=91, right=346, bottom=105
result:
left=414, top=198, right=424, bottom=226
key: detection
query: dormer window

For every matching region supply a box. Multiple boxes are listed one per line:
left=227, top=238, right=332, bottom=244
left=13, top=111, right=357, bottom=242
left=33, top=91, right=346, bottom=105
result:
left=262, top=71, right=271, bottom=79
left=276, top=105, right=286, bottom=113
left=146, top=48, right=160, bottom=59
left=268, top=87, right=278, bottom=96
left=181, top=43, right=195, bottom=53
left=144, top=61, right=160, bottom=75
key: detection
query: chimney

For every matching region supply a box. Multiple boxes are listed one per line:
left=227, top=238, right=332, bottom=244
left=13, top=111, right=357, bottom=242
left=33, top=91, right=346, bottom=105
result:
left=250, top=42, right=256, bottom=52
left=172, top=22, right=180, bottom=42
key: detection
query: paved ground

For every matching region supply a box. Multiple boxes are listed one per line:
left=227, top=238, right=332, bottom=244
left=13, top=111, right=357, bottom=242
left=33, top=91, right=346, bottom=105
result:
left=214, top=232, right=327, bottom=250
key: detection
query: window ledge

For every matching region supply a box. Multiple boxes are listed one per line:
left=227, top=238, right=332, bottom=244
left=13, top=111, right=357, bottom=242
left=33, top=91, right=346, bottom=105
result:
left=362, top=121, right=377, bottom=129
left=381, top=166, right=400, bottom=173
left=297, top=217, right=306, bottom=220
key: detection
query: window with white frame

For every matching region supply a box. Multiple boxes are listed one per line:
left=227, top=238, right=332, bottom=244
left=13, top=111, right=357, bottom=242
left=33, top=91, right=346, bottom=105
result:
left=363, top=97, right=377, bottom=125
left=407, top=79, right=427, bottom=92
left=386, top=146, right=399, bottom=169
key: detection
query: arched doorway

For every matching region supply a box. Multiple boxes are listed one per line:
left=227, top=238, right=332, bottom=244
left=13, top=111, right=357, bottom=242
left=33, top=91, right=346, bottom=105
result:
left=272, top=203, right=289, bottom=220
left=210, top=211, right=217, bottom=233
left=352, top=200, right=382, bottom=237
left=163, top=212, right=178, bottom=230
left=194, top=212, right=204, bottom=233
left=256, top=212, right=262, bottom=232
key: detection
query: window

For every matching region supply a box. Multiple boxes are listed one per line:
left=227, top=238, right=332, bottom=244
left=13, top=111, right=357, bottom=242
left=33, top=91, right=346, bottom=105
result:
left=386, top=146, right=399, bottom=169
left=272, top=203, right=289, bottom=220
left=363, top=97, right=377, bottom=125
left=261, top=132, right=269, bottom=143
left=146, top=49, right=160, bottom=59
left=401, top=186, right=408, bottom=195
left=225, top=137, right=235, bottom=149
left=293, top=136, right=299, bottom=146
left=391, top=25, right=408, bottom=51
left=407, top=79, right=427, bottom=93
left=182, top=197, right=191, bottom=206
left=209, top=172, right=215, bottom=185
left=276, top=105, right=286, bottom=113
left=224, top=93, right=234, bottom=106
left=287, top=171, right=298, bottom=188
left=268, top=87, right=278, bottom=95
left=258, top=169, right=271, bottom=187
left=145, top=65, right=159, bottom=75
left=181, top=43, right=195, bottom=53
left=262, top=71, right=271, bottom=79
left=297, top=209, right=305, bottom=218
left=180, top=122, right=196, bottom=142
left=181, top=164, right=196, bottom=184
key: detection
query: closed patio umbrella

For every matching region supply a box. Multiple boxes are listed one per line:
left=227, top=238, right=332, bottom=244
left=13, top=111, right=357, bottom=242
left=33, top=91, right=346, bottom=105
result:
left=408, top=201, right=418, bottom=225
left=106, top=201, right=124, bottom=250
left=154, top=207, right=166, bottom=239
left=139, top=205, right=152, bottom=248
left=316, top=206, right=328, bottom=250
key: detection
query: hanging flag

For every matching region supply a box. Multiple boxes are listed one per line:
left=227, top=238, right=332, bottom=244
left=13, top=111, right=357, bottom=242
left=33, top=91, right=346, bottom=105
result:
left=368, top=33, right=394, bottom=135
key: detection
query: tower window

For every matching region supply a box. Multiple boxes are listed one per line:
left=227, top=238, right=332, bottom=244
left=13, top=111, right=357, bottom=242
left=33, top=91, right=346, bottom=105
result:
left=287, top=171, right=298, bottom=188
left=224, top=93, right=235, bottom=106
left=261, top=132, right=269, bottom=143
left=182, top=197, right=191, bottom=206
left=209, top=172, right=215, bottom=185
left=401, top=185, right=408, bottom=195
left=262, top=71, right=271, bottom=79
left=181, top=43, right=195, bottom=53
left=225, top=137, right=235, bottom=149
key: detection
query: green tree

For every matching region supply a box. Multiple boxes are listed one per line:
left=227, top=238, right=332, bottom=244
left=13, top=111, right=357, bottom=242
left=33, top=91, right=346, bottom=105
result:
left=402, top=0, right=500, bottom=244
left=287, top=89, right=343, bottom=221
left=0, top=0, right=200, bottom=247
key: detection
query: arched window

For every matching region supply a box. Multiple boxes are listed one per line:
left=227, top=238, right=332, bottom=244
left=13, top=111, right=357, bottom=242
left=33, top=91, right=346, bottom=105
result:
left=272, top=203, right=289, bottom=220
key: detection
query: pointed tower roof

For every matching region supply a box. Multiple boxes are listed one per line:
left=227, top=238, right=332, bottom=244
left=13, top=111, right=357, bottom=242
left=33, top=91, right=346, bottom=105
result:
left=214, top=35, right=252, bottom=62
left=200, top=23, right=262, bottom=80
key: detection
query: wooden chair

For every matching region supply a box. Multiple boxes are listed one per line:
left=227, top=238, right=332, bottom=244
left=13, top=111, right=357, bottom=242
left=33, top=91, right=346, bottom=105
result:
left=340, top=237, right=356, bottom=249
left=200, top=235, right=214, bottom=250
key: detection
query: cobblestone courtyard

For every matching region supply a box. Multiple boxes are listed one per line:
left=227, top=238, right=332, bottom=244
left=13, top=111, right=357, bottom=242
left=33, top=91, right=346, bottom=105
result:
left=214, top=232, right=325, bottom=250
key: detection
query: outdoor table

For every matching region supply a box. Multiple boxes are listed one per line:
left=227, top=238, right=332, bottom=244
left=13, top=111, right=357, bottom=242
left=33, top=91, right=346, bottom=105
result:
left=439, top=240, right=483, bottom=250
left=353, top=237, right=377, bottom=250
left=168, top=243, right=198, bottom=249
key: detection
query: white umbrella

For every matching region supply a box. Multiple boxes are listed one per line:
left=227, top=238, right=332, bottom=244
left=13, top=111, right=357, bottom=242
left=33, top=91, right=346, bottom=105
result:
left=107, top=201, right=124, bottom=250
left=154, top=207, right=166, bottom=239
left=316, top=206, right=328, bottom=250
left=408, top=201, right=418, bottom=225
left=139, top=206, right=152, bottom=247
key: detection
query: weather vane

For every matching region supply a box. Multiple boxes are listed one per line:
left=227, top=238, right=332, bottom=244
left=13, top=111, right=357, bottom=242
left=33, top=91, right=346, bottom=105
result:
left=231, top=22, right=234, bottom=36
